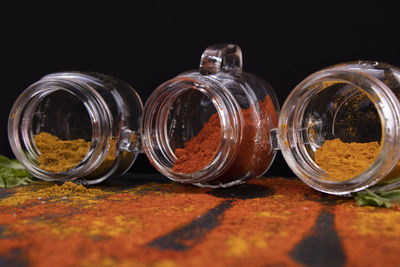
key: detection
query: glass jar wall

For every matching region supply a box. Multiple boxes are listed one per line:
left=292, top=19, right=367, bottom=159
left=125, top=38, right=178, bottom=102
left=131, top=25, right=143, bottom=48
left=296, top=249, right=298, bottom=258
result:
left=142, top=44, right=280, bottom=187
left=8, top=72, right=143, bottom=184
left=278, top=61, right=400, bottom=195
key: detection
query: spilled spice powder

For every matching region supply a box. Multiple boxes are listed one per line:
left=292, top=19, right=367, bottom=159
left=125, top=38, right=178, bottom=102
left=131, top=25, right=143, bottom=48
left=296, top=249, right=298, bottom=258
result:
left=0, top=182, right=109, bottom=207
left=172, top=95, right=278, bottom=184
left=314, top=138, right=381, bottom=181
left=1, top=176, right=399, bottom=266
left=335, top=202, right=400, bottom=267
left=36, top=181, right=104, bottom=198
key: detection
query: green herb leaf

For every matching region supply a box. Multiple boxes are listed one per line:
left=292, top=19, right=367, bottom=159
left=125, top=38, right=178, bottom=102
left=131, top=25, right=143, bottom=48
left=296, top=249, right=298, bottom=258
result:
left=0, top=156, right=26, bottom=170
left=0, top=155, right=34, bottom=188
left=355, top=189, right=392, bottom=208
left=379, top=190, right=400, bottom=201
left=354, top=187, right=400, bottom=208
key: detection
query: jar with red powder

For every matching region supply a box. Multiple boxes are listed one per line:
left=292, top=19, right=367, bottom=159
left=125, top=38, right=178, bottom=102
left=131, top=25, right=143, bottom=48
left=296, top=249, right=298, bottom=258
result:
left=141, top=44, right=280, bottom=187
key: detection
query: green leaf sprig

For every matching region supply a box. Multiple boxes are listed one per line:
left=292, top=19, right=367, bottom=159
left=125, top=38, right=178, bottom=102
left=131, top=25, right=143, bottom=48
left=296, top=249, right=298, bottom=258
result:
left=0, top=155, right=34, bottom=188
left=354, top=177, right=400, bottom=208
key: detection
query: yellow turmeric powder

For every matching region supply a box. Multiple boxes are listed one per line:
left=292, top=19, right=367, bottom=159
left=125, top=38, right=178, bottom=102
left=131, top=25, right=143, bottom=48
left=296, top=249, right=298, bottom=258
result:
left=314, top=138, right=381, bottom=181
left=36, top=181, right=98, bottom=198
left=34, top=132, right=90, bottom=172
left=34, top=132, right=118, bottom=175
left=0, top=182, right=109, bottom=206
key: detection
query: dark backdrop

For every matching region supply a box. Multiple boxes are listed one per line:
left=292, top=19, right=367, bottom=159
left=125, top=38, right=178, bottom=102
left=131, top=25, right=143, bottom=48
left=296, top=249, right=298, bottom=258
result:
left=2, top=1, right=399, bottom=176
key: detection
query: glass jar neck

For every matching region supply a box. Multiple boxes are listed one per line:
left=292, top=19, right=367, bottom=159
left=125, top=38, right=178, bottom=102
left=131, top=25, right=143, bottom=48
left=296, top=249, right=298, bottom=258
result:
left=278, top=63, right=400, bottom=195
left=8, top=73, right=113, bottom=182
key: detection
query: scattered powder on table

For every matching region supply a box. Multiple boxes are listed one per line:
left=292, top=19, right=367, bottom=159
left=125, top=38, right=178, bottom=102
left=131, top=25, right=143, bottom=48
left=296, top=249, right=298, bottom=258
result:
left=35, top=181, right=105, bottom=198
left=314, top=138, right=381, bottom=181
left=0, top=177, right=399, bottom=266
left=0, top=182, right=108, bottom=206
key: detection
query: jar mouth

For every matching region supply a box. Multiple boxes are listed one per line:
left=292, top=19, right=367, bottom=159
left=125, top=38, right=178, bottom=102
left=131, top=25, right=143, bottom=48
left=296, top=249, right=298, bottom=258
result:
left=8, top=78, right=113, bottom=181
left=279, top=67, right=400, bottom=195
left=141, top=74, right=242, bottom=183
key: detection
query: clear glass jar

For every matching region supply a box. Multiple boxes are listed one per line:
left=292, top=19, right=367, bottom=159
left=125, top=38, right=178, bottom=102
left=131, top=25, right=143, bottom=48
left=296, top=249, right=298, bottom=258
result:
left=8, top=72, right=143, bottom=185
left=13, top=46, right=395, bottom=195
left=141, top=44, right=280, bottom=187
left=277, top=61, right=400, bottom=195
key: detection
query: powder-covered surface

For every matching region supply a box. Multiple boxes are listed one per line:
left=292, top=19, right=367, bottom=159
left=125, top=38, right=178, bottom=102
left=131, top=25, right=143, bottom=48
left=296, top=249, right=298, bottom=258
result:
left=0, top=174, right=399, bottom=267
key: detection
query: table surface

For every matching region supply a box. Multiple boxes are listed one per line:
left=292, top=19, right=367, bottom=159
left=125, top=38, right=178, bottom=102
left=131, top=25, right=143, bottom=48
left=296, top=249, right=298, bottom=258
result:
left=0, top=174, right=399, bottom=267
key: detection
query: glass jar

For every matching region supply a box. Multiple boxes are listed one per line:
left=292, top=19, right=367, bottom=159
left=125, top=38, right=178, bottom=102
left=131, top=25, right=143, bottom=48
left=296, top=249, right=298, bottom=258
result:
left=8, top=72, right=143, bottom=185
left=142, top=44, right=280, bottom=187
left=278, top=61, right=400, bottom=195
left=12, top=45, right=396, bottom=195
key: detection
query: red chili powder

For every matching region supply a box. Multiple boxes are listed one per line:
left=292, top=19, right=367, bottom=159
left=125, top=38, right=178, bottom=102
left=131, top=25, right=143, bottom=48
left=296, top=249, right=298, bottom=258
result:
left=171, top=95, right=278, bottom=184
left=172, top=114, right=221, bottom=174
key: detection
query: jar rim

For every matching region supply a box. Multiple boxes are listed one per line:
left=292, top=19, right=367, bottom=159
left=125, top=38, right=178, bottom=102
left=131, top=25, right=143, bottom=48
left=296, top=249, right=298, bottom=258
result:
left=278, top=66, right=400, bottom=195
left=8, top=75, right=113, bottom=181
left=141, top=73, right=243, bottom=183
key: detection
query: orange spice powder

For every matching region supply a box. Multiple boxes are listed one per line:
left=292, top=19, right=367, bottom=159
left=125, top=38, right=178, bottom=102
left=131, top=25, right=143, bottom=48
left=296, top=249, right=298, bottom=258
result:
left=171, top=95, right=278, bottom=184
left=314, top=138, right=381, bottom=181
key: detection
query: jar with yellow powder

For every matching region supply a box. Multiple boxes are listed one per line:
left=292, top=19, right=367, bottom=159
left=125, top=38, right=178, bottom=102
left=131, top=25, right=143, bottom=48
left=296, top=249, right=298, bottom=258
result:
left=274, top=61, right=400, bottom=195
left=8, top=72, right=143, bottom=184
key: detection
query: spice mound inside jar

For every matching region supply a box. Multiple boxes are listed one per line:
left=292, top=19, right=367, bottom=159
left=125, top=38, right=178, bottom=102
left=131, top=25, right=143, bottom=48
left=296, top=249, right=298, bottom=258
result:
left=34, top=132, right=90, bottom=172
left=314, top=138, right=381, bottom=181
left=172, top=114, right=221, bottom=173
left=171, top=95, right=277, bottom=184
left=34, top=132, right=118, bottom=174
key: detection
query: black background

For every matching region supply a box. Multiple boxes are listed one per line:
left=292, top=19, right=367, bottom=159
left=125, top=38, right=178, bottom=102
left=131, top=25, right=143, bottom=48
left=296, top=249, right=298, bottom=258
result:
left=1, top=1, right=399, bottom=177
